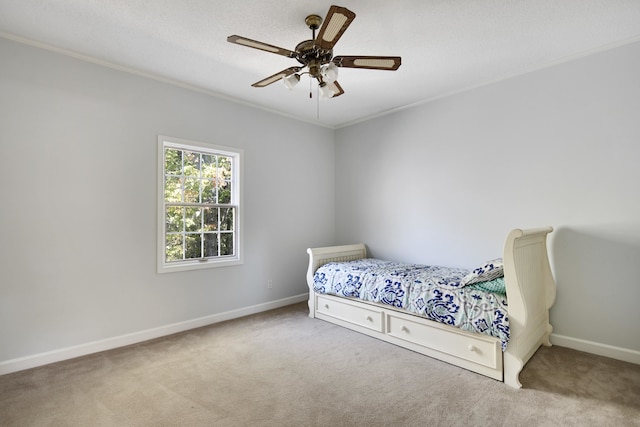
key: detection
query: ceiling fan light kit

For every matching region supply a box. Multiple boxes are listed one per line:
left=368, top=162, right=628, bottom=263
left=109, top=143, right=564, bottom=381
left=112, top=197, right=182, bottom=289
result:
left=283, top=73, right=300, bottom=90
left=227, top=5, right=401, bottom=99
left=322, top=62, right=339, bottom=83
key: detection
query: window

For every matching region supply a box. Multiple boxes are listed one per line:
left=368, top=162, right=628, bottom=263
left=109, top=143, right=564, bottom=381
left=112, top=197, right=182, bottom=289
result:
left=157, top=135, right=243, bottom=273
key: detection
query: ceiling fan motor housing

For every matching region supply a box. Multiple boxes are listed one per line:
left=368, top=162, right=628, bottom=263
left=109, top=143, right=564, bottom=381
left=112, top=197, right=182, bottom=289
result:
left=294, top=40, right=333, bottom=77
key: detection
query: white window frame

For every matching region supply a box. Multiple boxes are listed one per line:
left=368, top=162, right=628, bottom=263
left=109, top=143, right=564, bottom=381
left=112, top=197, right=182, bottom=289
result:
left=157, top=135, right=243, bottom=273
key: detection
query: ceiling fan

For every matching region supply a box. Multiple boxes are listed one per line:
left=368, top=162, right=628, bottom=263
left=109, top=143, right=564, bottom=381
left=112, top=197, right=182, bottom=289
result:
left=227, top=5, right=401, bottom=99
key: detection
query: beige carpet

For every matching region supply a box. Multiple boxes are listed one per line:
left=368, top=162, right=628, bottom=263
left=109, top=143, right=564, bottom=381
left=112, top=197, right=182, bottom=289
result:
left=1, top=302, right=639, bottom=426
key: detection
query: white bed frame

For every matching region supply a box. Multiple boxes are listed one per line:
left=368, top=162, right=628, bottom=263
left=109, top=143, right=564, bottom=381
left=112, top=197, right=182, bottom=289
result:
left=306, top=227, right=556, bottom=388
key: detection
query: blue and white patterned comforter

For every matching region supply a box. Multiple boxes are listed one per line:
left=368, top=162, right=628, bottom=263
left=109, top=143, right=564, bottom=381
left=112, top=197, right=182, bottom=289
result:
left=313, top=258, right=510, bottom=350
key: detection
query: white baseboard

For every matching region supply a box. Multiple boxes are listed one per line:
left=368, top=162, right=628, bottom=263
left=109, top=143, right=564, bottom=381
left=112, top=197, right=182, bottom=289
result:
left=0, top=294, right=308, bottom=376
left=551, top=334, right=640, bottom=365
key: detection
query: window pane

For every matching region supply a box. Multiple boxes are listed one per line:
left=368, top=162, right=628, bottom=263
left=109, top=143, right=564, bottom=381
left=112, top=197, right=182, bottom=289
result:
left=204, top=233, right=219, bottom=257
left=201, top=179, right=216, bottom=203
left=218, top=157, right=232, bottom=203
left=166, top=206, right=184, bottom=232
left=184, top=177, right=200, bottom=203
left=220, top=208, right=234, bottom=231
left=185, top=207, right=201, bottom=232
left=166, top=234, right=184, bottom=262
left=219, top=180, right=231, bottom=204
left=164, top=176, right=183, bottom=202
left=219, top=156, right=232, bottom=174
left=201, top=154, right=216, bottom=179
left=183, top=151, right=200, bottom=177
left=203, top=208, right=218, bottom=231
left=185, top=234, right=202, bottom=259
left=220, top=233, right=234, bottom=256
left=165, top=148, right=182, bottom=175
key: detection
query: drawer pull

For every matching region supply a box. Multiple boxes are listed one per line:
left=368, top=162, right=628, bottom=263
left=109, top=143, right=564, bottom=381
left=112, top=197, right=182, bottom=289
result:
left=468, top=345, right=477, bottom=352
left=324, top=304, right=330, bottom=309
left=400, top=325, right=409, bottom=333
left=366, top=315, right=373, bottom=322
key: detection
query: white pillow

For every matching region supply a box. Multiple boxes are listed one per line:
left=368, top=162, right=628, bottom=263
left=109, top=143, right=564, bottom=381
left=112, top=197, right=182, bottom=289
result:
left=461, top=258, right=504, bottom=285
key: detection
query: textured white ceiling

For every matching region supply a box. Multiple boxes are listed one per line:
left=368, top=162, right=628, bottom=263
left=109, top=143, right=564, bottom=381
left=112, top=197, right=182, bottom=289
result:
left=1, top=0, right=640, bottom=128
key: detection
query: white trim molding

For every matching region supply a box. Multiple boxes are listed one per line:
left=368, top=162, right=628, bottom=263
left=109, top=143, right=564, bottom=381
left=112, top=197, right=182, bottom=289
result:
left=551, top=334, right=640, bottom=365
left=0, top=294, right=308, bottom=376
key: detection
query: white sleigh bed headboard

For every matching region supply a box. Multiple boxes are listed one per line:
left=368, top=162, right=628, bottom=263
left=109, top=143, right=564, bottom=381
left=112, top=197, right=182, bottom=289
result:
left=306, top=243, right=367, bottom=288
left=306, top=243, right=366, bottom=318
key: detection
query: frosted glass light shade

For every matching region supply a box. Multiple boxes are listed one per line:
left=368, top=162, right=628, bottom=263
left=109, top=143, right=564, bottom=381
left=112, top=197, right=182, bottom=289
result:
left=321, top=63, right=339, bottom=83
left=319, top=83, right=337, bottom=99
left=283, top=73, right=300, bottom=90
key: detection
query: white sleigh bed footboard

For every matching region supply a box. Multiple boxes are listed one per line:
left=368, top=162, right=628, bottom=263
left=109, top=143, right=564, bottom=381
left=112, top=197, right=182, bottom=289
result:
left=502, top=227, right=556, bottom=387
left=306, top=227, right=556, bottom=388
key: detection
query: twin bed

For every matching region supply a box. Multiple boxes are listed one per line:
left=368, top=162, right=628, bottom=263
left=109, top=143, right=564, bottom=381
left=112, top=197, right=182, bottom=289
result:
left=306, top=227, right=556, bottom=388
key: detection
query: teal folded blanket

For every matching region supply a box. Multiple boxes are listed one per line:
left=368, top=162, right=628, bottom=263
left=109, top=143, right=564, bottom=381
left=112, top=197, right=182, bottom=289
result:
left=466, top=276, right=506, bottom=295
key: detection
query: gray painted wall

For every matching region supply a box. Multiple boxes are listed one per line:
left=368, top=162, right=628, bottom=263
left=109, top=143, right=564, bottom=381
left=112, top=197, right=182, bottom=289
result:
left=335, top=41, right=640, bottom=353
left=0, top=37, right=335, bottom=362
left=2, top=35, right=639, bottom=366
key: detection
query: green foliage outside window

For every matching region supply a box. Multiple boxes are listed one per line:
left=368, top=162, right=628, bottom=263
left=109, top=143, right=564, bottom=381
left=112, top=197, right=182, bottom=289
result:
left=163, top=147, right=235, bottom=262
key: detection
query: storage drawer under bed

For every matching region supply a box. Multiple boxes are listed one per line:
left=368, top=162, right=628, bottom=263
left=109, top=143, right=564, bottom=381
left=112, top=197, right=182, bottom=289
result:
left=316, top=295, right=384, bottom=333
left=386, top=311, right=502, bottom=370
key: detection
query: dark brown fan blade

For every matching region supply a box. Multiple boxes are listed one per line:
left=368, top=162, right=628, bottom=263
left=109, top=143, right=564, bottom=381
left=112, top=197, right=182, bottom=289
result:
left=325, top=80, right=345, bottom=97
left=314, top=5, right=356, bottom=50
left=333, top=56, right=401, bottom=70
left=251, top=67, right=302, bottom=88
left=227, top=35, right=296, bottom=58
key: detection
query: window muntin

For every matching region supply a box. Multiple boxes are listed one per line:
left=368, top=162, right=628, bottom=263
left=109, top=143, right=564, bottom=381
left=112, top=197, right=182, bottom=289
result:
left=158, top=136, right=242, bottom=273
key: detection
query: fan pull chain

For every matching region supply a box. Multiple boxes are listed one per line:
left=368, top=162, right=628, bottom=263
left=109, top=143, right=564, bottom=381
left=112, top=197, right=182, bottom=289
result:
left=317, top=83, right=320, bottom=119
